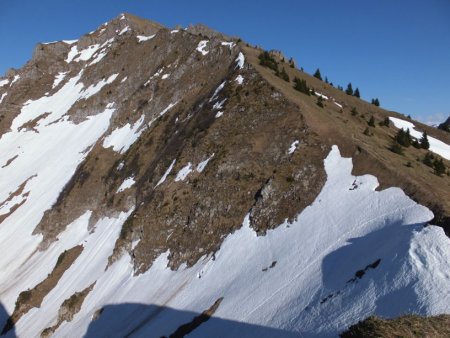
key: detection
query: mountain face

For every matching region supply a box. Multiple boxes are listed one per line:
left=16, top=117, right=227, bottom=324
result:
left=0, top=13, right=449, bottom=337
left=439, top=116, right=450, bottom=133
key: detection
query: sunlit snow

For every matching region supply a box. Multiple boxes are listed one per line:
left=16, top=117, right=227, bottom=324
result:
left=389, top=117, right=450, bottom=160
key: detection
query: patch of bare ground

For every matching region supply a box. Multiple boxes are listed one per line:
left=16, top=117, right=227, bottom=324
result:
left=242, top=44, right=450, bottom=235
left=1, top=154, right=18, bottom=168
left=40, top=282, right=96, bottom=337
left=0, top=176, right=35, bottom=224
left=340, top=315, right=450, bottom=338
left=1, top=245, right=83, bottom=335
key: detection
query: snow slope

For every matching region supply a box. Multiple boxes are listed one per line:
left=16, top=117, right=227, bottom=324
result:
left=4, top=146, right=449, bottom=337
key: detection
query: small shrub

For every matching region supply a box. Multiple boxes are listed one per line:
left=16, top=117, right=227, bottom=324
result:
left=423, top=152, right=434, bottom=167
left=368, top=116, right=376, bottom=127
left=363, top=127, right=371, bottom=136
left=279, top=67, right=290, bottom=82
left=351, top=107, right=358, bottom=116
left=390, top=142, right=404, bottom=155
left=406, top=161, right=413, bottom=168
left=258, top=51, right=278, bottom=73
left=433, top=158, right=446, bottom=176
left=316, top=96, right=324, bottom=108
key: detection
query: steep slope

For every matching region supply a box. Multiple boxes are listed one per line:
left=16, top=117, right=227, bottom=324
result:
left=0, top=13, right=449, bottom=337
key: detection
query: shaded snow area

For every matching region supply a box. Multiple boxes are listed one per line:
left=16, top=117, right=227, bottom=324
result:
left=288, top=140, right=299, bottom=154
left=389, top=117, right=450, bottom=160
left=196, top=40, right=209, bottom=55
left=3, top=144, right=447, bottom=337
left=117, top=177, right=135, bottom=193
left=103, top=115, right=145, bottom=154
left=137, top=34, right=155, bottom=42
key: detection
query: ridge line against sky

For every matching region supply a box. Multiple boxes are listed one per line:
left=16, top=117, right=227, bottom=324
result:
left=0, top=0, right=449, bottom=124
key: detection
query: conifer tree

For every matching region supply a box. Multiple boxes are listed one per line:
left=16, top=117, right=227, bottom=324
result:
left=345, top=83, right=353, bottom=95
left=354, top=88, right=360, bottom=98
left=420, top=131, right=430, bottom=149
left=368, top=116, right=375, bottom=127
left=371, top=98, right=380, bottom=106
left=313, top=68, right=322, bottom=80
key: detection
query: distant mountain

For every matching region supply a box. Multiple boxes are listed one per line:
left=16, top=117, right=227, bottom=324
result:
left=0, top=13, right=449, bottom=337
left=438, top=116, right=450, bottom=132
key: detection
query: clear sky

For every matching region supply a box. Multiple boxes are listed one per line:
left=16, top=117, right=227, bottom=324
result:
left=1, top=0, right=449, bottom=124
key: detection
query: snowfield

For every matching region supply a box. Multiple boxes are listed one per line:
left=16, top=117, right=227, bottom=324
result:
left=1, top=140, right=449, bottom=337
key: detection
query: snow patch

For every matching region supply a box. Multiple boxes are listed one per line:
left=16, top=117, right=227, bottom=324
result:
left=0, top=93, right=7, bottom=104
left=155, top=160, right=176, bottom=188
left=161, top=74, right=170, bottom=80
left=0, top=79, right=10, bottom=87
left=117, top=177, right=135, bottom=193
left=137, top=35, right=155, bottom=42
left=236, top=52, right=245, bottom=69
left=210, top=82, right=226, bottom=102
left=175, top=163, right=193, bottom=182
left=196, top=154, right=214, bottom=173
left=196, top=40, right=209, bottom=55
left=80, top=73, right=118, bottom=100
left=103, top=114, right=145, bottom=154
left=235, top=75, right=244, bottom=85
left=215, top=111, right=224, bottom=118
left=389, top=117, right=450, bottom=160
left=10, top=75, right=20, bottom=86
left=221, top=41, right=235, bottom=49
left=118, top=26, right=129, bottom=35
left=315, top=92, right=329, bottom=100
left=288, top=140, right=299, bottom=154
left=52, top=72, right=68, bottom=89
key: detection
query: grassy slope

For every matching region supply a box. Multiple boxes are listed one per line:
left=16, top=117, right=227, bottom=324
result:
left=340, top=315, right=450, bottom=338
left=241, top=44, right=450, bottom=234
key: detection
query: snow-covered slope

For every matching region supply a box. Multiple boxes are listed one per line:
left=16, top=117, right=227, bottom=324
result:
left=3, top=145, right=449, bottom=337
left=1, top=13, right=450, bottom=338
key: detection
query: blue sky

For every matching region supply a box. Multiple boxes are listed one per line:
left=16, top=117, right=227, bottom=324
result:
left=1, top=0, right=449, bottom=123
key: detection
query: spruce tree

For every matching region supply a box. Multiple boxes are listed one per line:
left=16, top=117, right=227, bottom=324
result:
left=395, top=128, right=411, bottom=147
left=313, top=68, right=322, bottom=80
left=368, top=116, right=375, bottom=127
left=293, top=77, right=310, bottom=95
left=371, top=98, right=380, bottom=106
left=420, top=131, right=430, bottom=149
left=345, top=83, right=353, bottom=95
left=354, top=88, right=360, bottom=98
